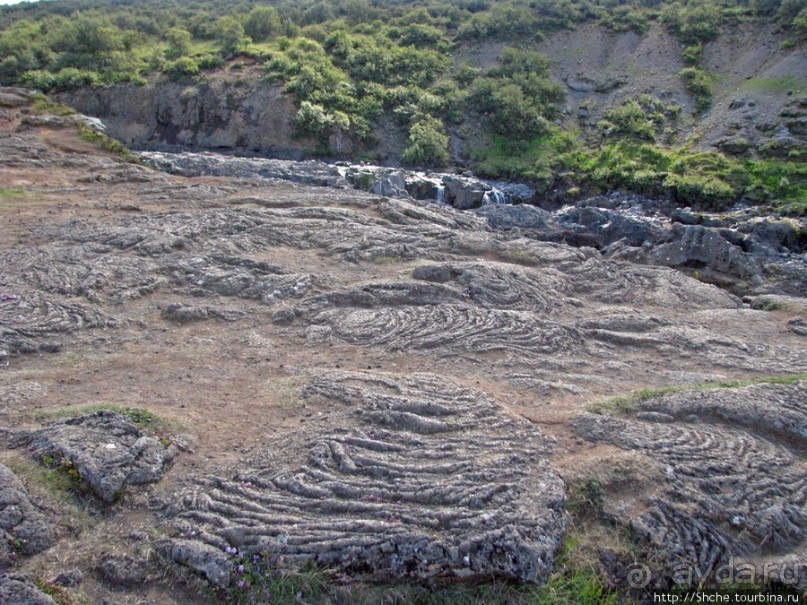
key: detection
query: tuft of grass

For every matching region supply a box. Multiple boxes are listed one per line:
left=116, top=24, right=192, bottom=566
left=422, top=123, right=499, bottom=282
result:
left=0, top=188, right=29, bottom=209
left=500, top=248, right=541, bottom=266
left=0, top=452, right=92, bottom=532
left=740, top=76, right=807, bottom=95
left=35, top=576, right=83, bottom=605
left=587, top=374, right=807, bottom=415
left=270, top=376, right=304, bottom=410
left=37, top=404, right=168, bottom=432
left=76, top=124, right=133, bottom=159
left=29, top=93, right=77, bottom=116
left=566, top=477, right=605, bottom=515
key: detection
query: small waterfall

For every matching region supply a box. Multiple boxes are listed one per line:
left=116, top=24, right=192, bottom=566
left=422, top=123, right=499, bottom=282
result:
left=435, top=185, right=446, bottom=204
left=483, top=189, right=507, bottom=205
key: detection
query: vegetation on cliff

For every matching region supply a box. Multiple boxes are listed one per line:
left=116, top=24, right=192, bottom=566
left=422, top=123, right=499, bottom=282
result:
left=1, top=0, right=805, bottom=212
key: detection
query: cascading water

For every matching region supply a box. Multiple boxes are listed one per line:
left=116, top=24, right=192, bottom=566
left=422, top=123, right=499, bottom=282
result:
left=137, top=150, right=537, bottom=208
left=482, top=189, right=507, bottom=205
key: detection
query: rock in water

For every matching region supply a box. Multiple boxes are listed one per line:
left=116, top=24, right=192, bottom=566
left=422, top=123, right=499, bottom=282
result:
left=0, top=464, right=57, bottom=569
left=159, top=372, right=565, bottom=585
left=10, top=411, right=177, bottom=503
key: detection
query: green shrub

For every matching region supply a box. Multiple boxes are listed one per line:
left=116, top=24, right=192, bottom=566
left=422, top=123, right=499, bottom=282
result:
left=661, top=2, right=723, bottom=45
left=164, top=26, right=192, bottom=60
left=665, top=174, right=735, bottom=209
left=680, top=66, right=713, bottom=113
left=197, top=54, right=225, bottom=70
left=21, top=70, right=56, bottom=91
left=294, top=100, right=350, bottom=141
left=214, top=16, right=251, bottom=56
left=51, top=67, right=101, bottom=91
left=682, top=42, right=703, bottom=65
left=164, top=57, right=199, bottom=80
left=245, top=6, right=282, bottom=42
left=402, top=114, right=449, bottom=167
left=602, top=99, right=656, bottom=141
left=467, top=47, right=564, bottom=139
left=601, top=5, right=651, bottom=33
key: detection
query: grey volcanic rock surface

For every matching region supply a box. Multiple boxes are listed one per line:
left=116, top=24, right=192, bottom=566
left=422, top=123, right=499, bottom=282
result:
left=160, top=372, right=565, bottom=583
left=0, top=574, right=58, bottom=605
left=136, top=150, right=806, bottom=297
left=10, top=412, right=177, bottom=503
left=573, top=381, right=807, bottom=586
left=1, top=95, right=805, bottom=601
left=0, top=464, right=57, bottom=569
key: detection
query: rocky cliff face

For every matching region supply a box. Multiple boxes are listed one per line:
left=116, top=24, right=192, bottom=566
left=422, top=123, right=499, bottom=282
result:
left=58, top=77, right=306, bottom=158
left=56, top=24, right=807, bottom=163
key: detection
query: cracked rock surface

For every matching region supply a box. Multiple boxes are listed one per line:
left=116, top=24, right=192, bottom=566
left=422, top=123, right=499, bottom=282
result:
left=0, top=464, right=57, bottom=570
left=0, top=92, right=805, bottom=602
left=10, top=411, right=177, bottom=503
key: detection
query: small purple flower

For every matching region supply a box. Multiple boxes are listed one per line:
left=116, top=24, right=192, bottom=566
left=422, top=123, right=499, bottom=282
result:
left=237, top=565, right=245, bottom=573
left=237, top=580, right=245, bottom=588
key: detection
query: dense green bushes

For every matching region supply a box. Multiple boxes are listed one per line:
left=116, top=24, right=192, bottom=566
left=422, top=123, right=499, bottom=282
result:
left=558, top=141, right=806, bottom=212
left=597, top=95, right=680, bottom=144
left=164, top=57, right=199, bottom=80
left=2, top=0, right=802, bottom=95
left=467, top=47, right=564, bottom=138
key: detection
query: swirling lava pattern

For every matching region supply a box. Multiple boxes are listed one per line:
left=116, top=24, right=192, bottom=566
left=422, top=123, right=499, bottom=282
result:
left=573, top=381, right=806, bottom=576
left=0, top=289, right=116, bottom=353
left=160, top=372, right=565, bottom=584
left=319, top=306, right=583, bottom=356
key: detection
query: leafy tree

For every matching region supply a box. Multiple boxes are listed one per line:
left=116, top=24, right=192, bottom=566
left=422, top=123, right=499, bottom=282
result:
left=165, top=26, right=191, bottom=59
left=214, top=16, right=250, bottom=56
left=245, top=6, right=282, bottom=42
left=55, top=17, right=124, bottom=56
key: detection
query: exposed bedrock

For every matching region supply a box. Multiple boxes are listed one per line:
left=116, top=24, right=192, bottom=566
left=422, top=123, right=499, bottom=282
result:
left=0, top=464, right=58, bottom=570
left=158, top=372, right=566, bottom=585
left=10, top=411, right=177, bottom=503
left=477, top=200, right=806, bottom=297
left=312, top=306, right=583, bottom=356
left=0, top=574, right=59, bottom=605
left=572, top=381, right=807, bottom=586
left=0, top=285, right=117, bottom=355
left=131, top=148, right=805, bottom=296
